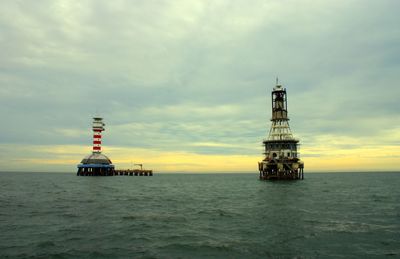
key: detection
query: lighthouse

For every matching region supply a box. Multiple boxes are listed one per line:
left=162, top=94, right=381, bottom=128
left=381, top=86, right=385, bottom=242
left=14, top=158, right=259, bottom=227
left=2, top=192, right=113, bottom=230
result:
left=258, top=80, right=304, bottom=180
left=92, top=117, right=104, bottom=153
left=77, top=117, right=115, bottom=176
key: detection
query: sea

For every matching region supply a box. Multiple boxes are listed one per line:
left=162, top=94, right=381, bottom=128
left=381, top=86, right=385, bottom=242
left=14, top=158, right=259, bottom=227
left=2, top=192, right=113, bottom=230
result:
left=0, top=172, right=399, bottom=258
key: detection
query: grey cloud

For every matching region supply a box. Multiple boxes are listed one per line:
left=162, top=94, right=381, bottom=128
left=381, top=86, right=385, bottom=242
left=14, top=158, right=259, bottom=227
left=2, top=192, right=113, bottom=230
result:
left=0, top=0, right=399, bottom=168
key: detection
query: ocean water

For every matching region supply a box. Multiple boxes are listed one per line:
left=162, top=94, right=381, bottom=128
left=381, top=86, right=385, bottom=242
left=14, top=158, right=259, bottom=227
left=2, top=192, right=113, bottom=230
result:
left=0, top=172, right=399, bottom=258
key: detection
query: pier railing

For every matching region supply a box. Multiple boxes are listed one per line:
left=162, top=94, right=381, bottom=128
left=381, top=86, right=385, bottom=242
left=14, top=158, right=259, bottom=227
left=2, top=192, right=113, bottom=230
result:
left=114, top=169, right=153, bottom=176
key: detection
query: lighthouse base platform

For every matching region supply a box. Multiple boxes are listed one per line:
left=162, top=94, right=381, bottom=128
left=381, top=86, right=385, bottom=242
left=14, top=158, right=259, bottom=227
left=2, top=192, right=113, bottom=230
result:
left=258, top=159, right=304, bottom=180
left=77, top=164, right=115, bottom=176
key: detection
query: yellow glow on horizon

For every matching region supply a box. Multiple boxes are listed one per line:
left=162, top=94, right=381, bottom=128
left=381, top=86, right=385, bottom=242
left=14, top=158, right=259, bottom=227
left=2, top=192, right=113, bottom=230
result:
left=0, top=143, right=399, bottom=173
left=302, top=145, right=400, bottom=172
left=107, top=146, right=257, bottom=172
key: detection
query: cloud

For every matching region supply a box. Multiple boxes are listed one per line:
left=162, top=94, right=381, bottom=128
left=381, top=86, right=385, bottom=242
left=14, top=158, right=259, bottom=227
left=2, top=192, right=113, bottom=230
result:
left=0, top=0, right=399, bottom=172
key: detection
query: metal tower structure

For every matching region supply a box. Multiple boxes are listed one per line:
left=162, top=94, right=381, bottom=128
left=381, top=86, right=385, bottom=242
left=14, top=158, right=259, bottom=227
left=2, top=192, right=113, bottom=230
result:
left=258, top=80, right=304, bottom=180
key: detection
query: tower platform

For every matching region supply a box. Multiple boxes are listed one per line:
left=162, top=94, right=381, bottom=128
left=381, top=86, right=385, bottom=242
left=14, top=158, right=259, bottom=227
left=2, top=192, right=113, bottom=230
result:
left=77, top=153, right=115, bottom=176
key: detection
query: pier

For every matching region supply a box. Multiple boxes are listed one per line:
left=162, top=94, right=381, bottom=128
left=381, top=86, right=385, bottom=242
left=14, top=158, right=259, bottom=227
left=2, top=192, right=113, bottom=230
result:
left=114, top=169, right=153, bottom=176
left=114, top=163, right=153, bottom=176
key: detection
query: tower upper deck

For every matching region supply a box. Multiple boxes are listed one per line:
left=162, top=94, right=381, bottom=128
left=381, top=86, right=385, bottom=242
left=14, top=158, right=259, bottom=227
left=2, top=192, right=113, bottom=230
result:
left=271, top=83, right=288, bottom=121
left=266, top=80, right=297, bottom=142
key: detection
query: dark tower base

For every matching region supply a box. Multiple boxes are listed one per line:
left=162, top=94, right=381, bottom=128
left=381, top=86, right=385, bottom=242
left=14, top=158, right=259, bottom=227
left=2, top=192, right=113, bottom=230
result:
left=258, top=159, right=304, bottom=180
left=77, top=164, right=115, bottom=176
left=258, top=161, right=304, bottom=180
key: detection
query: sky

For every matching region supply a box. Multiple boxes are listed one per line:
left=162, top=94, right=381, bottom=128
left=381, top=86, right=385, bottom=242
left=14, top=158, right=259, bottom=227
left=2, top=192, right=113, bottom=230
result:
left=0, top=0, right=399, bottom=173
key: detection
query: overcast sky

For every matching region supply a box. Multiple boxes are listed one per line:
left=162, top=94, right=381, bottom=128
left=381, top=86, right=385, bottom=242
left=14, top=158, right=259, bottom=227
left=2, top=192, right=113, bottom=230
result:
left=0, top=0, right=399, bottom=172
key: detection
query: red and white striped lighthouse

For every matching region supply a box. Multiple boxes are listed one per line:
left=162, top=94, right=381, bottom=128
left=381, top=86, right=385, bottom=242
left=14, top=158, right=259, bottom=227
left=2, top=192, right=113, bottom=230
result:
left=77, top=117, right=114, bottom=176
left=92, top=117, right=105, bottom=153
